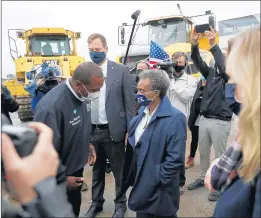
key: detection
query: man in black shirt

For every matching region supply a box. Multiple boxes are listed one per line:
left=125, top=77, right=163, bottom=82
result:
left=187, top=27, right=232, bottom=202
left=33, top=62, right=104, bottom=216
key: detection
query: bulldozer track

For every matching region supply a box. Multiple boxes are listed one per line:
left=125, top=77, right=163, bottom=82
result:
left=15, top=96, right=33, bottom=122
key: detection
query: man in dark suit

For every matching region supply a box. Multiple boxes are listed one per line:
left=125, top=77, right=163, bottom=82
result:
left=85, top=33, right=136, bottom=218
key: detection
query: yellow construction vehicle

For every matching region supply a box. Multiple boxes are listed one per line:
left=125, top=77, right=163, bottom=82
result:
left=116, top=5, right=219, bottom=79
left=5, top=27, right=85, bottom=122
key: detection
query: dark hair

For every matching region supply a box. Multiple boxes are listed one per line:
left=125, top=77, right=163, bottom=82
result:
left=87, top=33, right=107, bottom=48
left=72, top=62, right=103, bottom=85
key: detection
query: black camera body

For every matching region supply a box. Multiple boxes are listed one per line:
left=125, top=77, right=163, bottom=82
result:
left=153, top=60, right=178, bottom=78
left=1, top=114, right=38, bottom=177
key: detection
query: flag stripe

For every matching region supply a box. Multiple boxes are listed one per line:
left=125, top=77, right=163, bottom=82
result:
left=149, top=40, right=170, bottom=69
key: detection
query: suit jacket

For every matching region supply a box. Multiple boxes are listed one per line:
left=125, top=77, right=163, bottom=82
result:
left=120, top=96, right=187, bottom=216
left=105, top=60, right=136, bottom=142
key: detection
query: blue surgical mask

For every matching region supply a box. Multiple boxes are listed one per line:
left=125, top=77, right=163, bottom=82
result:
left=89, top=51, right=106, bottom=65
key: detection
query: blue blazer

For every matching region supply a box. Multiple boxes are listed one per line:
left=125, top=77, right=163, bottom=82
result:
left=120, top=96, right=187, bottom=216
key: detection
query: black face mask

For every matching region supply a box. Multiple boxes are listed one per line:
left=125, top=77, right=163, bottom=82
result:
left=174, top=65, right=185, bottom=73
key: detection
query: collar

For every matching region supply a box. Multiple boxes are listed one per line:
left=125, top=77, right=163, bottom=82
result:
left=143, top=105, right=158, bottom=117
left=173, top=70, right=186, bottom=80
left=100, top=59, right=108, bottom=73
left=65, top=77, right=83, bottom=102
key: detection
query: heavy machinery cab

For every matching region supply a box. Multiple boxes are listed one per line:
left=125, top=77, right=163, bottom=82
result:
left=29, top=35, right=71, bottom=56
left=146, top=16, right=193, bottom=48
left=8, top=28, right=84, bottom=83
left=116, top=8, right=218, bottom=78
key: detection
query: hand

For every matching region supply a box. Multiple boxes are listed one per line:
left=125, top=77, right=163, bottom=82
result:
left=2, top=122, right=59, bottom=204
left=67, top=176, right=84, bottom=189
left=204, top=158, right=220, bottom=192
left=191, top=28, right=202, bottom=45
left=228, top=170, right=237, bottom=181
left=88, top=144, right=96, bottom=166
left=205, top=26, right=217, bottom=48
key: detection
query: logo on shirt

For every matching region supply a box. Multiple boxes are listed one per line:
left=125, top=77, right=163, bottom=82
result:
left=86, top=103, right=91, bottom=112
left=69, top=115, right=81, bottom=126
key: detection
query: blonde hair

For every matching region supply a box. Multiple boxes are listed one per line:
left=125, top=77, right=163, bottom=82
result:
left=227, top=26, right=260, bottom=183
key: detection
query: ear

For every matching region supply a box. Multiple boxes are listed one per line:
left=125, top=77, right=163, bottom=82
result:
left=154, top=90, right=161, bottom=97
left=105, top=47, right=108, bottom=54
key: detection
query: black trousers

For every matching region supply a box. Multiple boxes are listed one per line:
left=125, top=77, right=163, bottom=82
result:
left=180, top=164, right=186, bottom=187
left=137, top=212, right=176, bottom=218
left=190, top=126, right=199, bottom=158
left=91, top=127, right=127, bottom=208
left=66, top=168, right=83, bottom=217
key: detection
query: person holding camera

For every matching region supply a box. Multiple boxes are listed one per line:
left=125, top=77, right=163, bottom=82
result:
left=33, top=62, right=104, bottom=216
left=187, top=27, right=232, bottom=202
left=166, top=52, right=197, bottom=195
left=1, top=84, right=19, bottom=124
left=1, top=121, right=75, bottom=217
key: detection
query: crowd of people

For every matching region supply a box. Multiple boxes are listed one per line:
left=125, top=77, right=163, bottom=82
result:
left=1, top=25, right=260, bottom=218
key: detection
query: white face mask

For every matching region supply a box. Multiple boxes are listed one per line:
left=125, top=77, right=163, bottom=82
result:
left=80, top=90, right=100, bottom=102
left=78, top=81, right=100, bottom=102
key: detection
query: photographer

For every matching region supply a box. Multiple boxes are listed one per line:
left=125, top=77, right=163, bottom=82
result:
left=25, top=63, right=61, bottom=114
left=1, top=122, right=74, bottom=217
left=166, top=52, right=197, bottom=195
left=1, top=84, right=19, bottom=124
left=187, top=27, right=232, bottom=202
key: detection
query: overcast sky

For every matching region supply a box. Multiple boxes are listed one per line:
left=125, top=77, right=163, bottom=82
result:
left=1, top=1, right=260, bottom=77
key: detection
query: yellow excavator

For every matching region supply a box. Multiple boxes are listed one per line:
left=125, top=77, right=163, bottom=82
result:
left=5, top=27, right=85, bottom=122
left=116, top=4, right=219, bottom=79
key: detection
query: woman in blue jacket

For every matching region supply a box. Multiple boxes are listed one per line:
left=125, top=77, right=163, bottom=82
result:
left=120, top=69, right=187, bottom=218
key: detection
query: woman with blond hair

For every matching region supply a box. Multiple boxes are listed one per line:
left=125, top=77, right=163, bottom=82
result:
left=205, top=25, right=260, bottom=217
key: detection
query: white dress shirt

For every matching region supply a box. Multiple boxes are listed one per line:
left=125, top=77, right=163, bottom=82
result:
left=91, top=59, right=108, bottom=124
left=167, top=72, right=197, bottom=119
left=134, top=106, right=158, bottom=145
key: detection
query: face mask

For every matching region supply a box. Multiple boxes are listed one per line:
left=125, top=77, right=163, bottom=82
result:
left=136, top=91, right=157, bottom=107
left=136, top=94, right=152, bottom=107
left=78, top=82, right=100, bottom=102
left=174, top=65, right=185, bottom=73
left=89, top=51, right=106, bottom=65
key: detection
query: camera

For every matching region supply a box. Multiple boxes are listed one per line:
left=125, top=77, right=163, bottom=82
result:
left=153, top=60, right=178, bottom=78
left=1, top=114, right=38, bottom=177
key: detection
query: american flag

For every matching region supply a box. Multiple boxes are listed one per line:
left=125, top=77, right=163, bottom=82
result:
left=149, top=40, right=170, bottom=69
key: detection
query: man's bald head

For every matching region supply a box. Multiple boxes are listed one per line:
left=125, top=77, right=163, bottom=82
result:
left=72, top=62, right=104, bottom=85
